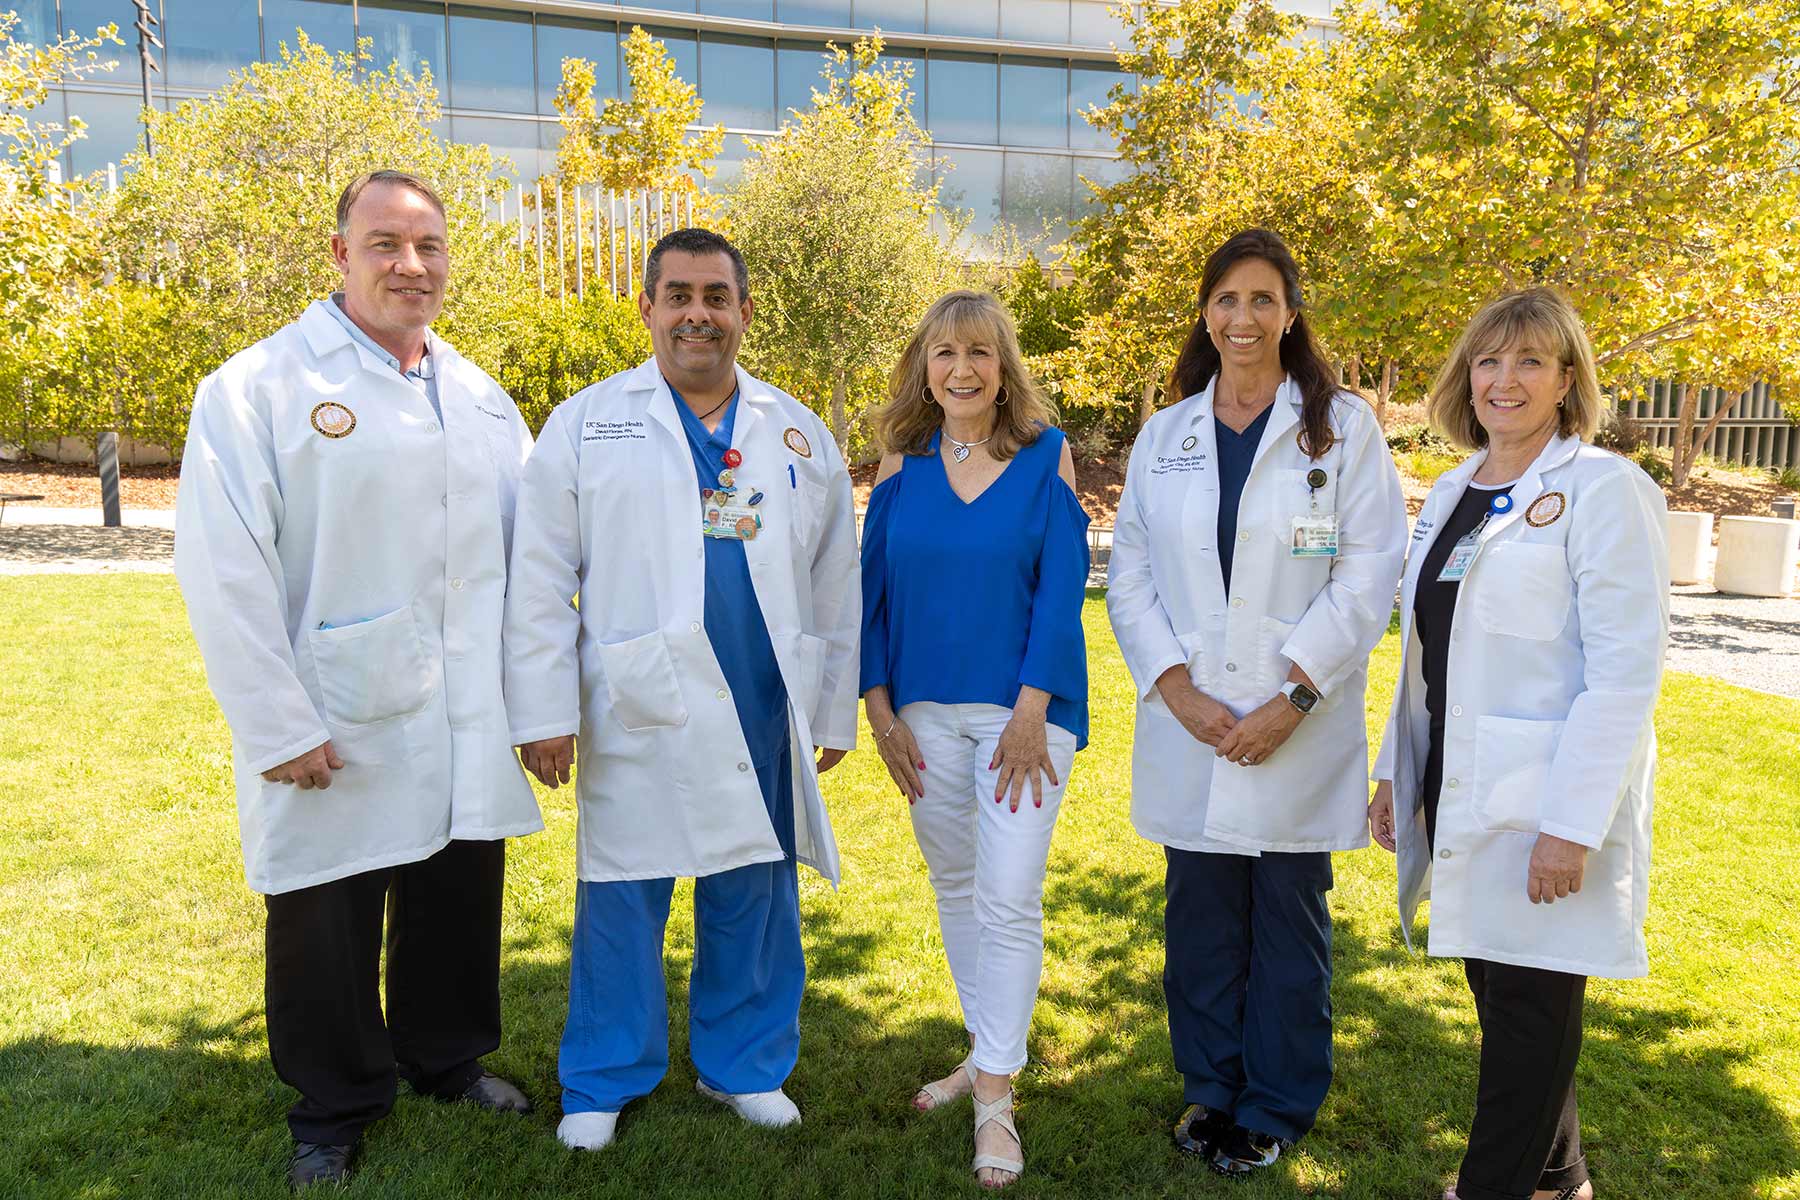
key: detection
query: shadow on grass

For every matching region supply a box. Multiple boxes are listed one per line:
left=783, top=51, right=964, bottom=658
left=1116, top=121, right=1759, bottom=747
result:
left=2, top=869, right=1792, bottom=1200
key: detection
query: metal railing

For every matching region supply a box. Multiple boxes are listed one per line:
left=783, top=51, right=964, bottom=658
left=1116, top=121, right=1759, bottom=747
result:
left=1622, top=380, right=1796, bottom=472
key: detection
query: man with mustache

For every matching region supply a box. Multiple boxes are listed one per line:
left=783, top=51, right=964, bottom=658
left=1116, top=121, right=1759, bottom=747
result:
left=174, top=171, right=541, bottom=1189
left=503, top=228, right=860, bottom=1150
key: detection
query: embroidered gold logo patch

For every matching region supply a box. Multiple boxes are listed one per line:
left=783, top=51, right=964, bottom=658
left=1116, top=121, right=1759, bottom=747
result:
left=311, top=401, right=357, bottom=439
left=1525, top=491, right=1567, bottom=528
left=783, top=427, right=812, bottom=458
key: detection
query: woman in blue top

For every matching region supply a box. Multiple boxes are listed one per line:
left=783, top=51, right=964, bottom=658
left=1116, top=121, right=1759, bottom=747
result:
left=860, top=290, right=1090, bottom=1189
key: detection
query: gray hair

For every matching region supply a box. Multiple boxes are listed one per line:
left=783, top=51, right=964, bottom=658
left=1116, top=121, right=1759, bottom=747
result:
left=335, top=170, right=447, bottom=238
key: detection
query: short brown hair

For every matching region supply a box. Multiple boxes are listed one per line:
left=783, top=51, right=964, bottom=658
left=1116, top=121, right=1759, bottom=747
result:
left=335, top=170, right=447, bottom=238
left=1429, top=288, right=1604, bottom=451
left=876, top=291, right=1057, bottom=461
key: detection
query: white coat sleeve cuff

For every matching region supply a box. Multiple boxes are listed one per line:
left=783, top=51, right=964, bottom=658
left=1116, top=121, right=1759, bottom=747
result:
left=1538, top=819, right=1606, bottom=851
left=242, top=727, right=334, bottom=776
left=812, top=729, right=857, bottom=752
left=1137, top=651, right=1189, bottom=704
left=510, top=719, right=581, bottom=746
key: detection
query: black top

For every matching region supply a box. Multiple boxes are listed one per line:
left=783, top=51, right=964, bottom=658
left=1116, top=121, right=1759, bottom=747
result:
left=1214, top=405, right=1273, bottom=593
left=1412, top=481, right=1513, bottom=844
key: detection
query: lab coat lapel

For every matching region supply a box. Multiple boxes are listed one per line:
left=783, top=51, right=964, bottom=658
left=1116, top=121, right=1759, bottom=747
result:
left=1249, top=376, right=1303, bottom=470
left=1476, top=433, right=1580, bottom=545
left=1178, top=384, right=1226, bottom=612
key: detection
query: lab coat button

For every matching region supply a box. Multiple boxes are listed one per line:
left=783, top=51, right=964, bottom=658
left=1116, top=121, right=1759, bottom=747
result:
left=1451, top=705, right=1464, bottom=717
left=450, top=578, right=465, bottom=591
left=1439, top=849, right=1452, bottom=860
left=737, top=762, right=749, bottom=772
left=1225, top=662, right=1237, bottom=672
left=1231, top=597, right=1245, bottom=608
left=690, top=621, right=701, bottom=633
left=716, top=689, right=728, bottom=700
left=1447, top=778, right=1459, bottom=789
left=427, top=422, right=440, bottom=434
left=1238, top=531, right=1250, bottom=542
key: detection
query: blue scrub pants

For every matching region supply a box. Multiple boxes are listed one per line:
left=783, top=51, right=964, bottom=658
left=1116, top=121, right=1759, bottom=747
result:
left=561, top=744, right=803, bottom=1115
left=1163, top=847, right=1334, bottom=1143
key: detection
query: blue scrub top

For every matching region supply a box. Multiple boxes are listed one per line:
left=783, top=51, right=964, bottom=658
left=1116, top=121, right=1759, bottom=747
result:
left=1214, top=405, right=1272, bottom=593
left=859, top=425, right=1090, bottom=749
left=673, top=386, right=790, bottom=773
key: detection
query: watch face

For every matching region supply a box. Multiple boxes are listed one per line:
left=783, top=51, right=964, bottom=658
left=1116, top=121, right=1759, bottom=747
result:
left=1288, top=684, right=1318, bottom=712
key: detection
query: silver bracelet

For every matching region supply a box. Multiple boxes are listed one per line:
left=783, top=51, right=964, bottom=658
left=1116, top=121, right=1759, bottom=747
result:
left=876, top=719, right=900, bottom=742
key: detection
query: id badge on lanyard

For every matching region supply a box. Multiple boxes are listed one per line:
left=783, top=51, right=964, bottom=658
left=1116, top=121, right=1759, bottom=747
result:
left=1290, top=467, right=1338, bottom=558
left=701, top=453, right=765, bottom=541
left=1437, top=492, right=1514, bottom=582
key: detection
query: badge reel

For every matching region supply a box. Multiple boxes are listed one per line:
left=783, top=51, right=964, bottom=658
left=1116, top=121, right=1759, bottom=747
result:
left=1437, top=492, right=1513, bottom=581
left=701, top=449, right=765, bottom=542
left=1290, top=468, right=1339, bottom=558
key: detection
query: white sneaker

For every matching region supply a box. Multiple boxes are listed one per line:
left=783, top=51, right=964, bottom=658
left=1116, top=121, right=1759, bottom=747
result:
left=696, top=1080, right=801, bottom=1127
left=557, top=1111, right=619, bottom=1150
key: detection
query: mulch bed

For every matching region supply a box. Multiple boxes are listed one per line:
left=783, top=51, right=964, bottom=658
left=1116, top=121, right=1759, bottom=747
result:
left=0, top=460, right=181, bottom=510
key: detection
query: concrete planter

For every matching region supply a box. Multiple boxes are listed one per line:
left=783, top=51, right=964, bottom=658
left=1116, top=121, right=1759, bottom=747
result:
left=1714, top=516, right=1799, bottom=597
left=1666, top=511, right=1713, bottom=586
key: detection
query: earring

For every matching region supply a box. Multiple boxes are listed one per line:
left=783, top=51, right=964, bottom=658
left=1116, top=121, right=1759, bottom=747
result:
left=923, top=388, right=936, bottom=406
left=996, top=387, right=1009, bottom=407
left=1557, top=398, right=1566, bottom=408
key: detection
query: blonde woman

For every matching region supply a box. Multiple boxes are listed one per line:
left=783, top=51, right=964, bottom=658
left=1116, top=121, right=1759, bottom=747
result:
left=859, top=290, right=1090, bottom=1189
left=1369, top=289, right=1669, bottom=1200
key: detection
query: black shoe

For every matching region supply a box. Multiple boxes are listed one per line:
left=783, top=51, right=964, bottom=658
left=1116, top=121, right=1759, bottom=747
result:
left=456, top=1069, right=532, bottom=1114
left=1210, top=1124, right=1291, bottom=1179
left=288, top=1141, right=354, bottom=1190
left=1172, top=1103, right=1233, bottom=1158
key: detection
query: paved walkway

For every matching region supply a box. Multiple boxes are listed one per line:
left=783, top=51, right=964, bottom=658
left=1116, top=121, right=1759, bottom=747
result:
left=1, top=509, right=1794, bottom=697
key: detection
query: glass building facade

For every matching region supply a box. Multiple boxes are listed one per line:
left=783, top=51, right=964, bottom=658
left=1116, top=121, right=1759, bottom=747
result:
left=33, top=0, right=1333, bottom=244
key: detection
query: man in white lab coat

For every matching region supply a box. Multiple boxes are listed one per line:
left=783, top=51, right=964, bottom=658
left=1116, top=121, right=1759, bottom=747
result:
left=503, top=228, right=860, bottom=1151
left=174, top=171, right=542, bottom=1190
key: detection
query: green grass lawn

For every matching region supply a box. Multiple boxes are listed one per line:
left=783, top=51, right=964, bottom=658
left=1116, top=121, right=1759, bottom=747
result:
left=1, top=577, right=1796, bottom=1199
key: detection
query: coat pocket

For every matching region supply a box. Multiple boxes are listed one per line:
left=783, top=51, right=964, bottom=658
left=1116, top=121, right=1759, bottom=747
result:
left=595, top=630, right=690, bottom=732
left=1472, top=714, right=1565, bottom=834
left=1474, top=542, right=1573, bottom=641
left=794, top=632, right=827, bottom=722
left=307, top=606, right=435, bottom=727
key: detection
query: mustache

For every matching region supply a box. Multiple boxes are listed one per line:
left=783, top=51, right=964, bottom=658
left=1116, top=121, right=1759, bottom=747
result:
left=672, top=324, right=722, bottom=340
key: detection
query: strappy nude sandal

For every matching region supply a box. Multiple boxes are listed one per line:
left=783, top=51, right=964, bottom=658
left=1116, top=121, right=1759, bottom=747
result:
left=912, top=1054, right=973, bottom=1111
left=971, top=1088, right=1023, bottom=1188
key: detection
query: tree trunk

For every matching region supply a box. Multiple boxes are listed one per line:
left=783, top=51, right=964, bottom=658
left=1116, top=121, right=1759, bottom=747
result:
left=1139, top=379, right=1157, bottom=427
left=1376, top=358, right=1397, bottom=426
left=830, top=371, right=849, bottom=452
left=1681, top=387, right=1745, bottom=485
left=1671, top=383, right=1695, bottom=488
left=1348, top=354, right=1363, bottom=396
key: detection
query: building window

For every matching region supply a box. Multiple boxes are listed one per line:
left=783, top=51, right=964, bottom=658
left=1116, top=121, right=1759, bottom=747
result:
left=162, top=0, right=261, bottom=89
left=700, top=0, right=775, bottom=19
left=699, top=34, right=775, bottom=131
left=536, top=19, right=621, bottom=116
left=632, top=26, right=698, bottom=97
left=263, top=0, right=356, bottom=58
left=777, top=42, right=833, bottom=122
left=453, top=114, right=542, bottom=180
left=1002, top=150, right=1072, bottom=242
left=448, top=8, right=535, bottom=113
left=358, top=0, right=447, bottom=81
left=853, top=0, right=924, bottom=35
left=999, top=57, right=1067, bottom=148
left=934, top=146, right=1001, bottom=245
left=63, top=90, right=147, bottom=175
left=1000, top=0, right=1069, bottom=44
left=926, top=0, right=996, bottom=39
left=776, top=0, right=851, bottom=26
left=1068, top=64, right=1125, bottom=150
left=13, top=0, right=56, bottom=45
left=926, top=53, right=996, bottom=145
left=632, top=0, right=698, bottom=13
left=879, top=50, right=926, bottom=129
left=1069, top=0, right=1129, bottom=49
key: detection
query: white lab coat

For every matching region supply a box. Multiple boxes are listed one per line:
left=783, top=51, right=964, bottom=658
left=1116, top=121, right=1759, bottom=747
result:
left=1374, top=435, right=1668, bottom=979
left=502, top=358, right=860, bottom=886
left=174, top=301, right=543, bottom=895
left=1108, top=379, right=1408, bottom=853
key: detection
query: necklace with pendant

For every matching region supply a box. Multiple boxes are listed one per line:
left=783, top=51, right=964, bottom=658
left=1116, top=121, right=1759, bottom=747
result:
left=946, top=432, right=993, bottom=463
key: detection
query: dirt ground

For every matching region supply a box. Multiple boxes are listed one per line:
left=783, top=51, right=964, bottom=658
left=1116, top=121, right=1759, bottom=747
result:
left=5, top=444, right=1789, bottom=529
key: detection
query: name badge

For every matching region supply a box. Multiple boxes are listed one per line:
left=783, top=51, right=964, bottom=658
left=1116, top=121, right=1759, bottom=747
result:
left=702, top=482, right=763, bottom=541
left=1437, top=535, right=1479, bottom=581
left=1290, top=514, right=1339, bottom=558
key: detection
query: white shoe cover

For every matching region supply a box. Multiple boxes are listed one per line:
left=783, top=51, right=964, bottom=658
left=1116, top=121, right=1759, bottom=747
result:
left=557, top=1111, right=619, bottom=1150
left=696, top=1080, right=801, bottom=1127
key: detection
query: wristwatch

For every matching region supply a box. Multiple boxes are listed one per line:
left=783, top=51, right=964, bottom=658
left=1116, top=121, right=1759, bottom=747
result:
left=1280, top=681, right=1319, bottom=714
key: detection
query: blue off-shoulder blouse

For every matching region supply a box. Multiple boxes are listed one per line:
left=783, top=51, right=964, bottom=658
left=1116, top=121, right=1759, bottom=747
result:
left=859, top=425, right=1091, bottom=749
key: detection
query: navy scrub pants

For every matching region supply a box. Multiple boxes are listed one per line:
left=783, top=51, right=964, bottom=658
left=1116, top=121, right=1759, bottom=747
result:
left=1163, top=846, right=1334, bottom=1143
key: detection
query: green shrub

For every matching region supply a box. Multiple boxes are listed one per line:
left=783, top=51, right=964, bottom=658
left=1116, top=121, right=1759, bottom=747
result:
left=1386, top=421, right=1453, bottom=454
left=446, top=291, right=651, bottom=435
left=1635, top=446, right=1673, bottom=485
left=1773, top=464, right=1800, bottom=492
left=1396, top=447, right=1462, bottom=483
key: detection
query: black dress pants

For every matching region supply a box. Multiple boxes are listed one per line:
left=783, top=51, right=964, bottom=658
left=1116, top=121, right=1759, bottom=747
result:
left=1457, top=958, right=1589, bottom=1200
left=263, top=838, right=506, bottom=1146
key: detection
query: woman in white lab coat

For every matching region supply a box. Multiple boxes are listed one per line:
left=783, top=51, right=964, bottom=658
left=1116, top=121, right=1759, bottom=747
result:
left=1367, top=288, right=1668, bottom=1200
left=1107, top=229, right=1407, bottom=1179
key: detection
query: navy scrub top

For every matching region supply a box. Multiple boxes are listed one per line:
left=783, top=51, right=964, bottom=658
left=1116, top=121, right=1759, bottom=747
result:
left=859, top=425, right=1091, bottom=748
left=1213, top=404, right=1272, bottom=593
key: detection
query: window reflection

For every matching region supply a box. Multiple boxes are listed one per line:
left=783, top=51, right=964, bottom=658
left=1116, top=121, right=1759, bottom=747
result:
left=776, top=0, right=851, bottom=24
left=777, top=43, right=833, bottom=121
left=448, top=8, right=535, bottom=112
left=163, top=0, right=260, bottom=89
left=1068, top=64, right=1124, bottom=150
left=853, top=0, right=924, bottom=34
left=453, top=114, right=542, bottom=180
left=12, top=0, right=57, bottom=45
left=934, top=146, right=1001, bottom=245
left=1070, top=0, right=1129, bottom=49
left=699, top=34, right=775, bottom=130
left=64, top=89, right=147, bottom=175
left=263, top=0, right=356, bottom=57
left=359, top=0, right=447, bottom=80
left=999, top=58, right=1066, bottom=148
left=927, top=0, right=996, bottom=38
left=538, top=20, right=621, bottom=115
left=1000, top=0, right=1069, bottom=43
left=926, top=53, right=996, bottom=144
left=1002, top=150, right=1071, bottom=242
left=700, top=0, right=774, bottom=18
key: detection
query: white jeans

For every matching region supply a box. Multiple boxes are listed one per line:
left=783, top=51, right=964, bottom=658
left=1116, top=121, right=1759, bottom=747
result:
left=900, top=701, right=1078, bottom=1075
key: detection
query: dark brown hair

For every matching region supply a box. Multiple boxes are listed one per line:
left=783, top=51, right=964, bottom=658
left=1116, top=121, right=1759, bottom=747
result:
left=1168, top=228, right=1338, bottom=459
left=335, top=170, right=447, bottom=238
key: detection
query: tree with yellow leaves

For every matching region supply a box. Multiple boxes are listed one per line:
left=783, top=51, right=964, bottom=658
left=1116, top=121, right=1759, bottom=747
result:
left=552, top=26, right=723, bottom=194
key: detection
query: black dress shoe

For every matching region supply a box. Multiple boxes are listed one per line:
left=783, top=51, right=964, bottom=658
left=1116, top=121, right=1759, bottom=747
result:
left=1172, top=1103, right=1233, bottom=1158
left=457, top=1069, right=532, bottom=1114
left=1210, top=1124, right=1291, bottom=1179
left=288, top=1141, right=354, bottom=1190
